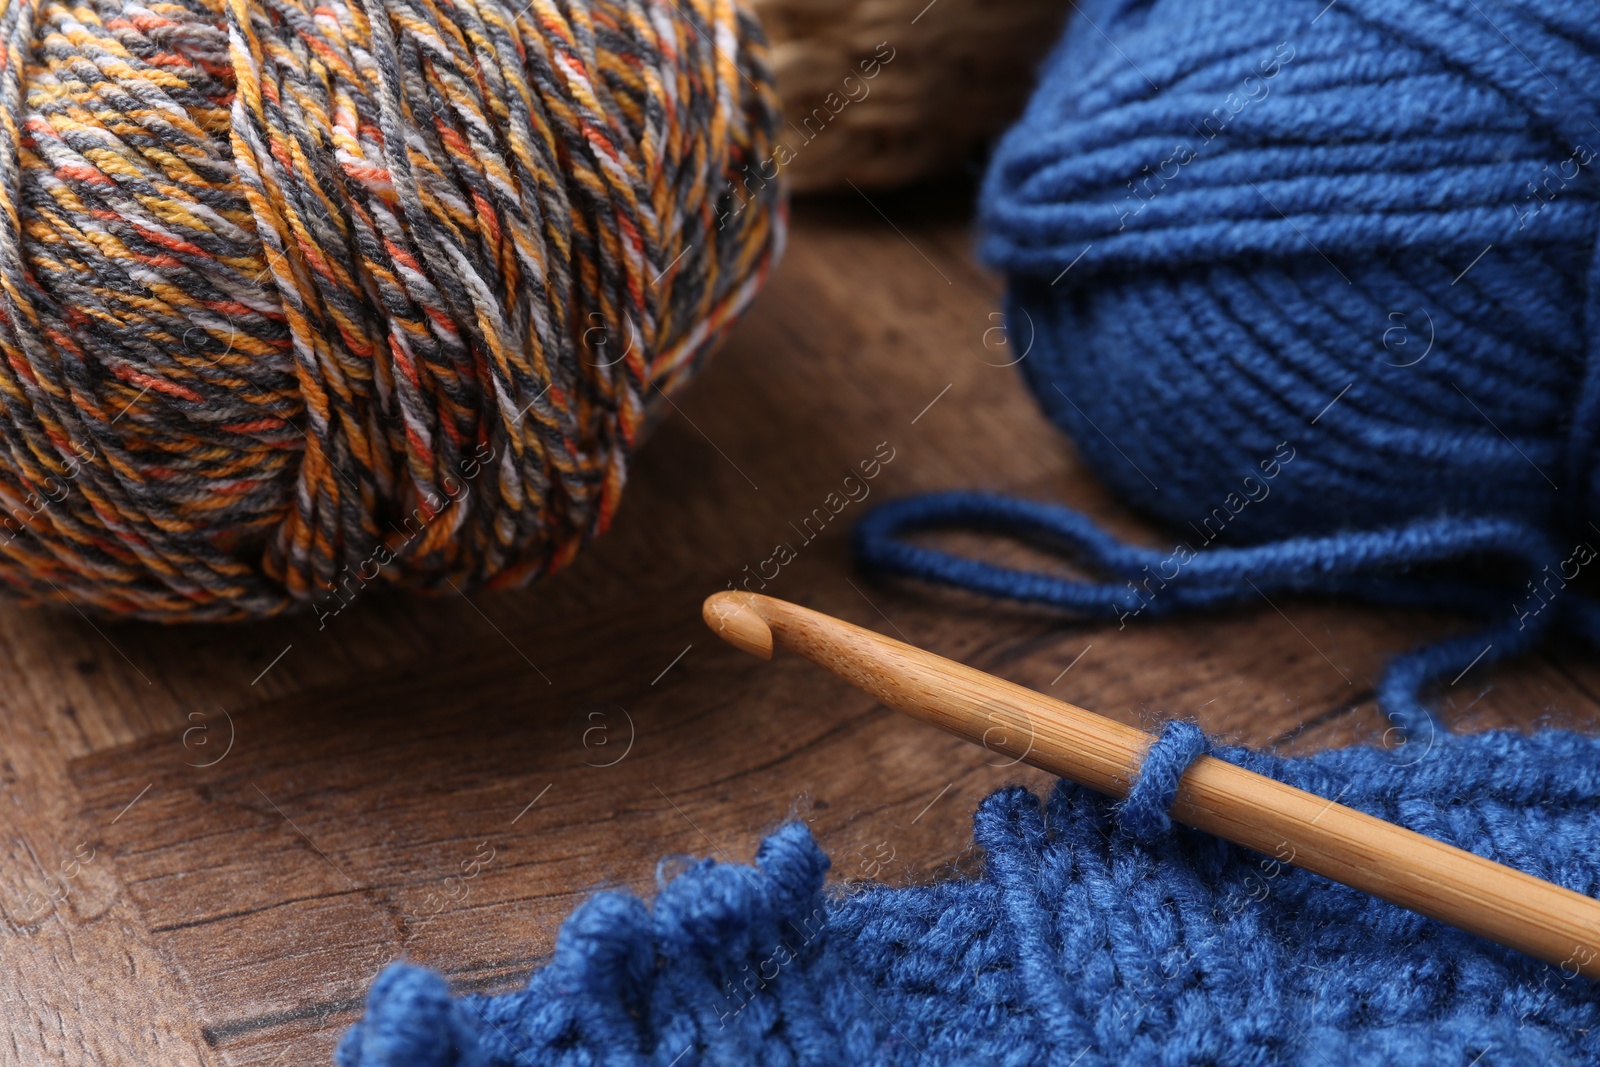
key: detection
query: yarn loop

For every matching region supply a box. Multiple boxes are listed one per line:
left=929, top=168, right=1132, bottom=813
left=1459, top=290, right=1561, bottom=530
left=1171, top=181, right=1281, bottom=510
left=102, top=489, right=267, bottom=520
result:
left=1116, top=718, right=1208, bottom=839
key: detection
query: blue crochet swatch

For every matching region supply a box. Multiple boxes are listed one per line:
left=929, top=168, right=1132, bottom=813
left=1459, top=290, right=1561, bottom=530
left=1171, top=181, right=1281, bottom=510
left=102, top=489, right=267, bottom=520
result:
left=339, top=725, right=1600, bottom=1066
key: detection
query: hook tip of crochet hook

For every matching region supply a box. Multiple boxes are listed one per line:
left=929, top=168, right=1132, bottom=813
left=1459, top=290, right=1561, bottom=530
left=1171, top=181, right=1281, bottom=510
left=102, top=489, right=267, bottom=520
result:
left=703, top=591, right=774, bottom=660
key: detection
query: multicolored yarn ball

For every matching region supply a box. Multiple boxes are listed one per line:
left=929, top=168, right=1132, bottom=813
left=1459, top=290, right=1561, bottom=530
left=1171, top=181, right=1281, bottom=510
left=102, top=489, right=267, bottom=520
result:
left=0, top=0, right=782, bottom=620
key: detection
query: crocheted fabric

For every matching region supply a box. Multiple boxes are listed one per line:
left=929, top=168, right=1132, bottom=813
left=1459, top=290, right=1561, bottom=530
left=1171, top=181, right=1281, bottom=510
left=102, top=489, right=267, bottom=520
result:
left=339, top=725, right=1600, bottom=1066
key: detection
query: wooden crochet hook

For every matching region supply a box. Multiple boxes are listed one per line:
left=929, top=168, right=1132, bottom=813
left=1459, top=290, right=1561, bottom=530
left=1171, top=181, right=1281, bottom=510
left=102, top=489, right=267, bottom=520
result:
left=703, top=590, right=1600, bottom=979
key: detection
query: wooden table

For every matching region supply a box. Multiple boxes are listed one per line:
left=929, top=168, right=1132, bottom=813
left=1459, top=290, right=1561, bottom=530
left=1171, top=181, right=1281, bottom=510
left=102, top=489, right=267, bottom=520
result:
left=4, top=185, right=1597, bottom=1067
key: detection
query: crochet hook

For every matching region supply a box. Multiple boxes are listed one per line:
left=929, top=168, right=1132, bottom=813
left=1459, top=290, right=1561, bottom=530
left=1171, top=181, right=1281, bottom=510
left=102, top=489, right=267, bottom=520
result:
left=702, top=590, right=1600, bottom=979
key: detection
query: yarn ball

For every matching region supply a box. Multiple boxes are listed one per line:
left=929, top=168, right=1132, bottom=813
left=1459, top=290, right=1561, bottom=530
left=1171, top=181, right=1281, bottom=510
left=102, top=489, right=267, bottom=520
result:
left=987, top=0, right=1600, bottom=537
left=857, top=0, right=1600, bottom=730
left=0, top=0, right=782, bottom=620
left=338, top=724, right=1600, bottom=1066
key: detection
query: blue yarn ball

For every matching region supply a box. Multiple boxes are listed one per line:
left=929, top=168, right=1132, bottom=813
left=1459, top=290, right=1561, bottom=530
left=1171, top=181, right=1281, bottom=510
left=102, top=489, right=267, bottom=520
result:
left=856, top=0, right=1600, bottom=728
left=985, top=0, right=1600, bottom=543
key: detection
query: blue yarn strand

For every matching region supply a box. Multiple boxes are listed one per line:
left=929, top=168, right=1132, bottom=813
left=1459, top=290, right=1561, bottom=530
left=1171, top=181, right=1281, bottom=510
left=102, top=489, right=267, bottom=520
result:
left=853, top=491, right=1587, bottom=734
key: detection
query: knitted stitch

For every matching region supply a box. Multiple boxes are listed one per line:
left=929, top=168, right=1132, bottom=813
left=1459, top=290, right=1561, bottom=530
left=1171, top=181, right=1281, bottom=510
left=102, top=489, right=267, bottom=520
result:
left=854, top=0, right=1600, bottom=734
left=339, top=727, right=1600, bottom=1066
left=0, top=0, right=781, bottom=619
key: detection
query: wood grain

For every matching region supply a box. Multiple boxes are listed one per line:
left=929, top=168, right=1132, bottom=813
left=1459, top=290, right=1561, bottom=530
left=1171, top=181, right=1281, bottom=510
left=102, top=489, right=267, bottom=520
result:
left=2, top=184, right=1598, bottom=1066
